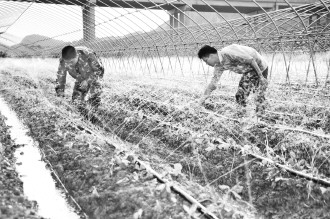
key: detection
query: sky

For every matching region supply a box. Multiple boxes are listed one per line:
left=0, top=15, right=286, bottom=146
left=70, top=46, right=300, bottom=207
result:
left=0, top=1, right=169, bottom=46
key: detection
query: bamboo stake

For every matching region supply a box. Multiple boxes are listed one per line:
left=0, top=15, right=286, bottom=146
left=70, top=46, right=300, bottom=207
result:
left=73, top=123, right=220, bottom=219
left=305, top=54, right=312, bottom=85
left=274, top=124, right=330, bottom=139
left=244, top=157, right=253, bottom=204
left=137, top=159, right=220, bottom=219
left=325, top=58, right=330, bottom=88
left=248, top=153, right=330, bottom=187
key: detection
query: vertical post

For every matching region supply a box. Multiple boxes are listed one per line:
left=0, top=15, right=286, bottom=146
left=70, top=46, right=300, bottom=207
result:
left=170, top=13, right=174, bottom=28
left=325, top=59, right=330, bottom=87
left=82, top=0, right=96, bottom=42
left=173, top=10, right=178, bottom=28
left=306, top=54, right=312, bottom=84
left=170, top=6, right=189, bottom=29
left=269, top=52, right=276, bottom=80
left=309, top=15, right=313, bottom=26
left=179, top=11, right=185, bottom=27
left=316, top=14, right=320, bottom=27
left=169, top=9, right=179, bottom=29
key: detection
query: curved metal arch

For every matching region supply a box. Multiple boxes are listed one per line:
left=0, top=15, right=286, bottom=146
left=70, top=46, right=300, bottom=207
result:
left=0, top=3, right=30, bottom=25
left=165, top=1, right=212, bottom=43
left=103, top=0, right=168, bottom=74
left=103, top=0, right=157, bottom=47
left=2, top=0, right=330, bottom=61
left=10, top=0, right=141, bottom=56
left=82, top=0, right=144, bottom=50
left=5, top=2, right=102, bottom=51
left=283, top=0, right=319, bottom=85
left=319, top=0, right=330, bottom=33
left=12, top=0, right=178, bottom=53
left=179, top=0, right=223, bottom=43
left=223, top=0, right=258, bottom=41
left=143, top=1, right=199, bottom=75
left=200, top=0, right=239, bottom=41
left=72, top=0, right=150, bottom=51
left=129, top=0, right=183, bottom=75
left=0, top=1, right=33, bottom=34
left=252, top=0, right=291, bottom=82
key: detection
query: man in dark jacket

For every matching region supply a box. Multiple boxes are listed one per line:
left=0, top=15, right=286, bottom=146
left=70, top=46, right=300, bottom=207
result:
left=55, top=45, right=104, bottom=107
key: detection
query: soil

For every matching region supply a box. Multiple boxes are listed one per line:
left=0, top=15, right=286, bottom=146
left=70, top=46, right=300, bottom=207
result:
left=0, top=114, right=41, bottom=219
left=0, top=71, right=255, bottom=219
left=0, top=68, right=330, bottom=218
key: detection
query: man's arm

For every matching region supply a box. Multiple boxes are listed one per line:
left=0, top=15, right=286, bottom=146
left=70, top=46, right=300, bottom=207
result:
left=55, top=59, right=67, bottom=96
left=86, top=52, right=103, bottom=84
left=200, top=67, right=223, bottom=104
left=250, top=59, right=263, bottom=77
left=248, top=58, right=267, bottom=85
left=204, top=67, right=223, bottom=95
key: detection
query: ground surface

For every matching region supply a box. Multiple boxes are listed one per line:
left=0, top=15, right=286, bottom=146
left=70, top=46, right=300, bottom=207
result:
left=0, top=58, right=330, bottom=218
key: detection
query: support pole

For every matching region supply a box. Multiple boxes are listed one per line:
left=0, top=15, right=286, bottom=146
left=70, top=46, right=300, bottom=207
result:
left=173, top=10, right=178, bottom=28
left=169, top=5, right=190, bottom=29
left=170, top=14, right=174, bottom=28
left=179, top=12, right=185, bottom=27
left=309, top=15, right=313, bottom=26
left=169, top=10, right=179, bottom=29
left=316, top=14, right=320, bottom=27
left=82, top=0, right=95, bottom=42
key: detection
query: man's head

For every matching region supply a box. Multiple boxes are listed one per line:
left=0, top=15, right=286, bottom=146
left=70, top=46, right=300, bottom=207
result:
left=62, top=45, right=78, bottom=65
left=198, top=45, right=219, bottom=67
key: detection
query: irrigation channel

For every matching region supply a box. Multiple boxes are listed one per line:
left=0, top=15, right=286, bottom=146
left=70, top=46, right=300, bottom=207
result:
left=0, top=96, right=83, bottom=219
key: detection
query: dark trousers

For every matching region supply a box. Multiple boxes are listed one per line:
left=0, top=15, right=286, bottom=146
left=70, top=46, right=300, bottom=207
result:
left=235, top=68, right=268, bottom=113
left=72, top=80, right=102, bottom=107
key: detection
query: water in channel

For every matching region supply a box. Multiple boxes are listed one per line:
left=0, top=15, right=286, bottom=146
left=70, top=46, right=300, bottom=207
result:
left=0, top=96, right=81, bottom=219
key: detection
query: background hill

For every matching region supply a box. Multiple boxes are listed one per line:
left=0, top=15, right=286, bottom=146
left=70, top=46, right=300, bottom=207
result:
left=7, top=34, right=66, bottom=57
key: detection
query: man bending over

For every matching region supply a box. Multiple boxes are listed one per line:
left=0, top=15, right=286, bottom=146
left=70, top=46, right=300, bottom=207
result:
left=55, top=45, right=104, bottom=108
left=198, top=44, right=268, bottom=115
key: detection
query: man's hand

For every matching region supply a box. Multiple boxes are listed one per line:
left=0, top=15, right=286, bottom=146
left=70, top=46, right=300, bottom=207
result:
left=251, top=59, right=267, bottom=85
left=198, top=96, right=208, bottom=106
left=187, top=100, right=199, bottom=108
left=55, top=87, right=64, bottom=97
left=259, top=76, right=268, bottom=87
left=80, top=80, right=89, bottom=91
